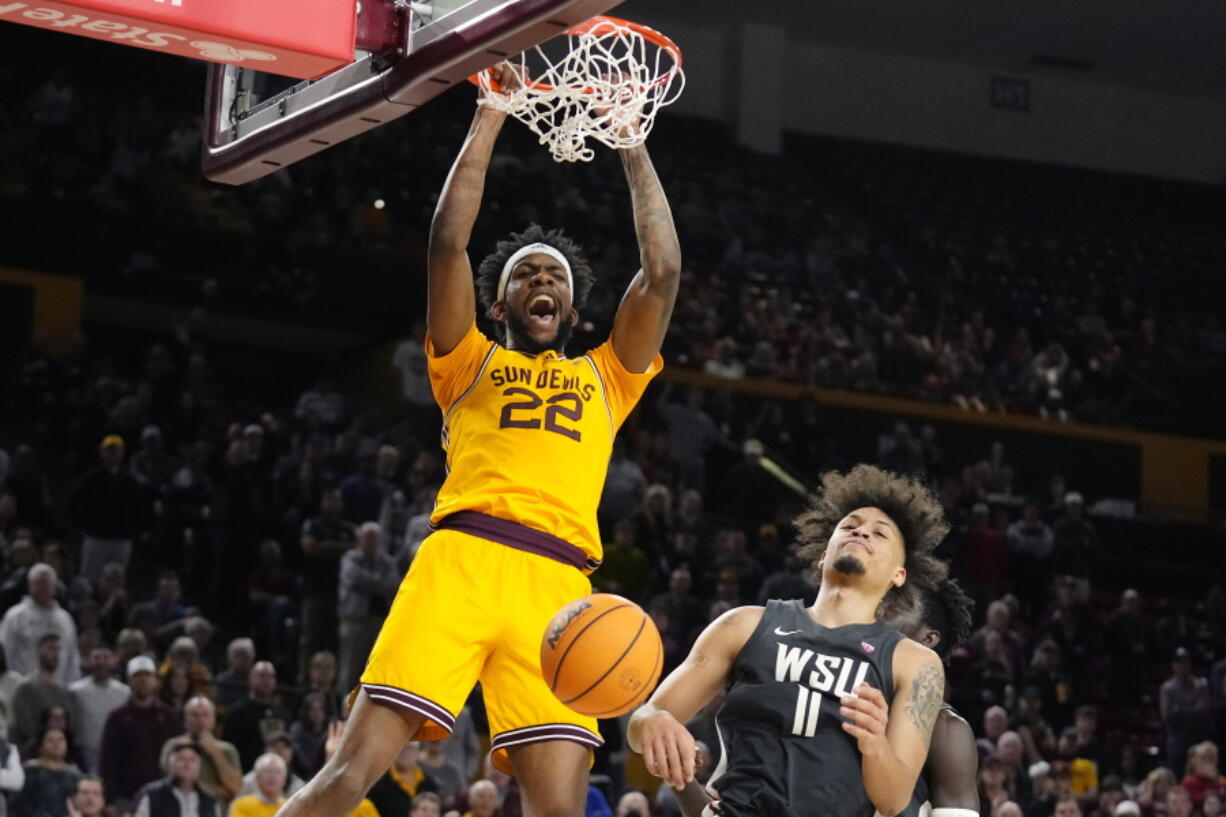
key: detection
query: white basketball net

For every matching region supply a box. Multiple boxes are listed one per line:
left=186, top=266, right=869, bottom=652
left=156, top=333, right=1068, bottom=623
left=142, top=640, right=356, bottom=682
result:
left=475, top=17, right=685, bottom=163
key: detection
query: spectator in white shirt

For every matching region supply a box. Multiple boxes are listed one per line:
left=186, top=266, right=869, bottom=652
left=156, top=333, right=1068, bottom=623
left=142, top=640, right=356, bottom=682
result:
left=0, top=563, right=81, bottom=683
left=69, top=646, right=130, bottom=773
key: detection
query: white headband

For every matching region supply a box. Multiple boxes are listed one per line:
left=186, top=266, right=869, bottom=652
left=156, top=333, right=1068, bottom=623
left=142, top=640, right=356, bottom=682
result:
left=497, top=243, right=573, bottom=301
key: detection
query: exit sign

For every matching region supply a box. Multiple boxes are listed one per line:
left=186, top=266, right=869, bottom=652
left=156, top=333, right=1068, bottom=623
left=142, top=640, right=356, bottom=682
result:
left=991, top=76, right=1031, bottom=112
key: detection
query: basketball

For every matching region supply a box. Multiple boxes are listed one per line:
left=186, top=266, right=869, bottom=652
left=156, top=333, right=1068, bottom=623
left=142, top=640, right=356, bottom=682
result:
left=540, top=593, right=664, bottom=718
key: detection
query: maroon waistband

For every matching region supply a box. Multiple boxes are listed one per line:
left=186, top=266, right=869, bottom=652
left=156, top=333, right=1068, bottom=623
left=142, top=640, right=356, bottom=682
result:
left=435, top=511, right=601, bottom=573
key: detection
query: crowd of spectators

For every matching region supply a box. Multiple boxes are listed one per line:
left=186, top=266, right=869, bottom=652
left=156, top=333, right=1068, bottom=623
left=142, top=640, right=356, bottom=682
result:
left=0, top=28, right=1223, bottom=817
left=0, top=295, right=1221, bottom=817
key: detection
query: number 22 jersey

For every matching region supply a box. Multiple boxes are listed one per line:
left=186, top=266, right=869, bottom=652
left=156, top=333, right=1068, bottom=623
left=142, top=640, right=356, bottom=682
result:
left=426, top=322, right=661, bottom=566
left=709, top=599, right=904, bottom=817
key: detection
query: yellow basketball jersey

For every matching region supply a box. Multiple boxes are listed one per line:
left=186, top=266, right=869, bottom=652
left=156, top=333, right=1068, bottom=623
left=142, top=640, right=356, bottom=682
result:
left=426, top=322, right=661, bottom=564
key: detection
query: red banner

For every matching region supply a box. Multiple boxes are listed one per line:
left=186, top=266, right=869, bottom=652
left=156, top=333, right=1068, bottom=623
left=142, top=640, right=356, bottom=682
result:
left=0, top=0, right=355, bottom=79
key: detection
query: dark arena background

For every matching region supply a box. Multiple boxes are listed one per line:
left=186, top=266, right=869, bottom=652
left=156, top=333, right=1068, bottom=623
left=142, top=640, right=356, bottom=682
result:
left=1, top=1, right=1225, bottom=815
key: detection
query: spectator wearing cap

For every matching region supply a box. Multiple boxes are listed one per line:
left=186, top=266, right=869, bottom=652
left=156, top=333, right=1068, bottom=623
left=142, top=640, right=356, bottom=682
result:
left=1161, top=648, right=1211, bottom=770
left=133, top=741, right=220, bottom=817
left=1180, top=741, right=1226, bottom=807
left=98, top=655, right=182, bottom=812
left=69, top=645, right=130, bottom=773
left=66, top=435, right=145, bottom=585
left=222, top=662, right=292, bottom=770
left=337, top=521, right=398, bottom=693
left=229, top=753, right=289, bottom=817
left=1052, top=492, right=1098, bottom=599
left=9, top=632, right=74, bottom=747
left=159, top=697, right=241, bottom=802
left=1114, top=801, right=1141, bottom=817
left=1025, top=762, right=1056, bottom=817
left=236, top=733, right=306, bottom=799
left=0, top=562, right=81, bottom=684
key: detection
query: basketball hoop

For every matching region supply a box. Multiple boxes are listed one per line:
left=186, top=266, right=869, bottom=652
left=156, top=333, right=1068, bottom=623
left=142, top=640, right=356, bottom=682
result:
left=472, top=16, right=685, bottom=163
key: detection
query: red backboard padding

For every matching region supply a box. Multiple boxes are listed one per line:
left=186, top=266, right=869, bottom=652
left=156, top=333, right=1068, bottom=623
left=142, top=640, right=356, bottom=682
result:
left=0, top=0, right=355, bottom=79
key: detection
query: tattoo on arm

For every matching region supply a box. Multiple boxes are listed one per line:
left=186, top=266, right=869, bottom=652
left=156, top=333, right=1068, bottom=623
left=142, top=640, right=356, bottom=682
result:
left=620, top=148, right=682, bottom=280
left=906, top=662, right=944, bottom=736
left=691, top=651, right=711, bottom=668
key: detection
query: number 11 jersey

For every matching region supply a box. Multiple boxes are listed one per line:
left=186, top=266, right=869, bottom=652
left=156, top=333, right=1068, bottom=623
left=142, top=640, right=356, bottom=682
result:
left=427, top=322, right=661, bottom=566
left=709, top=599, right=905, bottom=817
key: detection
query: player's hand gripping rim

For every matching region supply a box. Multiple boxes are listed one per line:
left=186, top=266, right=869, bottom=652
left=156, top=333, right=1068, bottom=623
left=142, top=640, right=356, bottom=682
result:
left=641, top=710, right=697, bottom=790
left=840, top=683, right=890, bottom=751
left=479, top=61, right=528, bottom=108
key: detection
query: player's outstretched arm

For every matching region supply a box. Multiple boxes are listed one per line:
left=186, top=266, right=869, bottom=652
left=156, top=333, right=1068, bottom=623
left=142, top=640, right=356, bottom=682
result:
left=927, top=709, right=980, bottom=817
left=427, top=66, right=517, bottom=354
left=840, top=639, right=944, bottom=817
left=610, top=142, right=682, bottom=373
left=628, top=606, right=762, bottom=791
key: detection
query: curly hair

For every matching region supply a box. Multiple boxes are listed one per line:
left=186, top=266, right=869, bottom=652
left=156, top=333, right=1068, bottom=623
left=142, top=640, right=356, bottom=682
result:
left=794, top=464, right=949, bottom=609
left=475, top=224, right=596, bottom=338
left=921, top=578, right=974, bottom=660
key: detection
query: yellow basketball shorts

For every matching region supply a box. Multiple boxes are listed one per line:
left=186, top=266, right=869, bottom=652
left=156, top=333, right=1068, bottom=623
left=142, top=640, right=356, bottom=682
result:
left=359, top=528, right=601, bottom=773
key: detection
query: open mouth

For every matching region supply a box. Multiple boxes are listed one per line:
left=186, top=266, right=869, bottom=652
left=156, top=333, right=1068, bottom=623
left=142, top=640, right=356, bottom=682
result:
left=527, top=294, right=559, bottom=329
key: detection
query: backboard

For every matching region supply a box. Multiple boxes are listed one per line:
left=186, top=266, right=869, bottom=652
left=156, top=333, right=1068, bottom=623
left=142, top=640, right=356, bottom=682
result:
left=202, top=0, right=623, bottom=185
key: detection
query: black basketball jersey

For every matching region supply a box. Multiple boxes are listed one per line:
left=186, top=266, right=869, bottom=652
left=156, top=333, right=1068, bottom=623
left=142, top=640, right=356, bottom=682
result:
left=708, top=599, right=904, bottom=817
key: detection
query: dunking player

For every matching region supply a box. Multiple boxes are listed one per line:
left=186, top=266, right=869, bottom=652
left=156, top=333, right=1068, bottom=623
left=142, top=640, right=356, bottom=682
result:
left=280, top=66, right=681, bottom=817
left=881, top=578, right=980, bottom=817
left=629, top=465, right=949, bottom=817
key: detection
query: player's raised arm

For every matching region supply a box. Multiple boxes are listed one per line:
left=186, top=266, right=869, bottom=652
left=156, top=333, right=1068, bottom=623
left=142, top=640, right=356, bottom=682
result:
left=610, top=141, right=682, bottom=373
left=427, top=65, right=517, bottom=354
left=840, top=639, right=945, bottom=817
left=628, top=606, right=762, bottom=791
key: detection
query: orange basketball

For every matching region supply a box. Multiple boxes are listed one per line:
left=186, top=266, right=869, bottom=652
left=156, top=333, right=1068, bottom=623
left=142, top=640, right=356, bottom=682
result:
left=540, top=593, right=664, bottom=718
